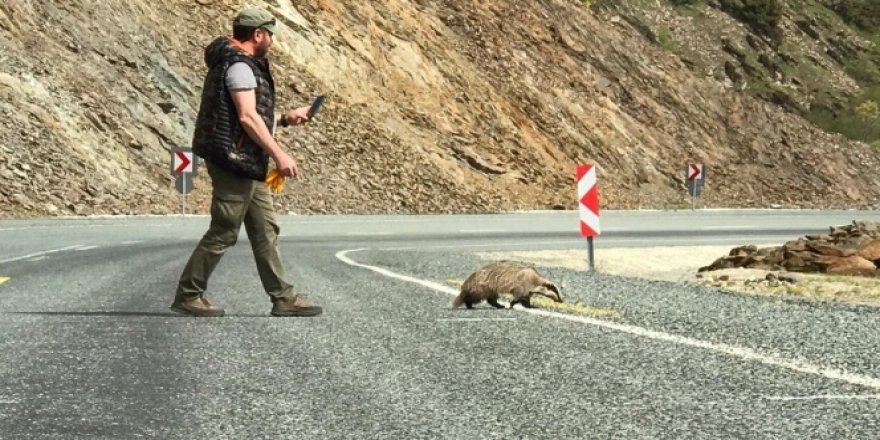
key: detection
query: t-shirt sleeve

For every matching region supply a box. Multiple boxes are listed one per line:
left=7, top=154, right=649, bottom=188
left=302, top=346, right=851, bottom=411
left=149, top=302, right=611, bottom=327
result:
left=225, top=62, right=258, bottom=91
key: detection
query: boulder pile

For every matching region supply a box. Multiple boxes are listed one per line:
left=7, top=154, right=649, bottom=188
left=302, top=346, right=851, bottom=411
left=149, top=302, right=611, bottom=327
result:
left=699, top=221, right=880, bottom=277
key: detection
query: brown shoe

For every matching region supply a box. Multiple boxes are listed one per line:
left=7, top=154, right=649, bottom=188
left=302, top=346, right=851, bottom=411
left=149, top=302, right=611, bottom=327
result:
left=170, top=296, right=225, bottom=317
left=271, top=295, right=323, bottom=317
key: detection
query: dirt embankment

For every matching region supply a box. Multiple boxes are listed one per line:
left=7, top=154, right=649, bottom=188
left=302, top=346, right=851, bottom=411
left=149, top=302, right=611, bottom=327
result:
left=2, top=1, right=880, bottom=218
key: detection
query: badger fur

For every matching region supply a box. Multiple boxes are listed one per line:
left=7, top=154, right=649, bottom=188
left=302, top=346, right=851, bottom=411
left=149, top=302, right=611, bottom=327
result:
left=452, top=261, right=562, bottom=309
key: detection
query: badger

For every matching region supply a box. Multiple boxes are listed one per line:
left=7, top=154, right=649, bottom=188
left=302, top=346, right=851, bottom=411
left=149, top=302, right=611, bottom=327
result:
left=452, top=261, right=562, bottom=309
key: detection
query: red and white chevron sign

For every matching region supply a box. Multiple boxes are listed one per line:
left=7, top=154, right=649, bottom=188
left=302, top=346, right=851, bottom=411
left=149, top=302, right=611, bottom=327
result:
left=577, top=164, right=600, bottom=237
left=174, top=151, right=193, bottom=173
left=688, top=163, right=704, bottom=181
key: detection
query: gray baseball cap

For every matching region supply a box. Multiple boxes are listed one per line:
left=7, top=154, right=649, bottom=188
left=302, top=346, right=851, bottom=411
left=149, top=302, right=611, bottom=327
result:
left=233, top=7, right=277, bottom=34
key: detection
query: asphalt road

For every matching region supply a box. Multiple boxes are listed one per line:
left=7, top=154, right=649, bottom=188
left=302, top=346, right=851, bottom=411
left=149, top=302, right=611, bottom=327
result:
left=1, top=210, right=880, bottom=439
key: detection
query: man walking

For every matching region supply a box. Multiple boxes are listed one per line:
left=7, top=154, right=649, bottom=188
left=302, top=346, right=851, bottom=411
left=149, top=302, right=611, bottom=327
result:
left=171, top=7, right=322, bottom=317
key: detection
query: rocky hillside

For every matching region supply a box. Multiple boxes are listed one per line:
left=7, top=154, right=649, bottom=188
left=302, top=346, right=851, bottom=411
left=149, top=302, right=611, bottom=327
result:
left=2, top=0, right=880, bottom=218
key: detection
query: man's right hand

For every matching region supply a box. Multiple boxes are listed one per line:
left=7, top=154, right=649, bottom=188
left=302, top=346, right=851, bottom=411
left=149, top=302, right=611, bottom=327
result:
left=274, top=153, right=300, bottom=178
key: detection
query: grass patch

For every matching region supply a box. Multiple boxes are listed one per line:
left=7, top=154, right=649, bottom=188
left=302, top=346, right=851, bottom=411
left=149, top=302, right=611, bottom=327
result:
left=656, top=27, right=677, bottom=51
left=533, top=297, right=624, bottom=318
left=670, top=1, right=705, bottom=16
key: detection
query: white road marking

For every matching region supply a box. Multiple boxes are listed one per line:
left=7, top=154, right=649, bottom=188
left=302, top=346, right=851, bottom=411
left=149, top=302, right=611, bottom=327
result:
left=379, top=235, right=799, bottom=251
left=380, top=240, right=583, bottom=251
left=0, top=223, right=171, bottom=232
left=76, top=245, right=99, bottom=251
left=26, top=256, right=47, bottom=262
left=289, top=218, right=434, bottom=225
left=346, top=232, right=394, bottom=236
left=763, top=394, right=880, bottom=402
left=436, top=317, right=518, bottom=322
left=0, top=245, right=85, bottom=265
left=459, top=229, right=507, bottom=234
left=336, top=248, right=880, bottom=390
left=121, top=240, right=144, bottom=245
left=698, top=225, right=759, bottom=231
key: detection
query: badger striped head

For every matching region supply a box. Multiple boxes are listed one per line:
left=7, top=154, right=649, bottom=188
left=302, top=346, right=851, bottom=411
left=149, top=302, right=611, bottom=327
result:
left=533, top=282, right=562, bottom=303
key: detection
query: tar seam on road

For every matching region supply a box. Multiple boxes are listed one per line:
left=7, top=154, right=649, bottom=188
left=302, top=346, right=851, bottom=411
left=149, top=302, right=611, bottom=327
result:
left=336, top=248, right=880, bottom=391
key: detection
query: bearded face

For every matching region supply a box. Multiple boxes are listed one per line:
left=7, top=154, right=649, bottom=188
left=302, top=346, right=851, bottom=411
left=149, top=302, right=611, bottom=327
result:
left=254, top=28, right=273, bottom=58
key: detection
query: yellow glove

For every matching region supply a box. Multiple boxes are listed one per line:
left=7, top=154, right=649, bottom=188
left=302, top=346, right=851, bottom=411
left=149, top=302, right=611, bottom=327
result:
left=263, top=168, right=285, bottom=194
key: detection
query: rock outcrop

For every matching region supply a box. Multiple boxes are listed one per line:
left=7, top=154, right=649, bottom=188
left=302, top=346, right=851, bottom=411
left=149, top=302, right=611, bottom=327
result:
left=2, top=1, right=880, bottom=218
left=700, top=221, right=880, bottom=276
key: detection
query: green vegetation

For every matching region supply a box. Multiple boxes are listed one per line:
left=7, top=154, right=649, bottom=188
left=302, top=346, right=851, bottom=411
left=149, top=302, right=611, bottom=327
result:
left=719, top=0, right=783, bottom=35
left=656, top=0, right=783, bottom=32
left=856, top=100, right=880, bottom=121
left=809, top=87, right=880, bottom=146
left=656, top=27, right=676, bottom=51
left=844, top=56, right=880, bottom=86
left=590, top=0, right=880, bottom=146
left=831, top=0, right=880, bottom=33
left=672, top=0, right=880, bottom=146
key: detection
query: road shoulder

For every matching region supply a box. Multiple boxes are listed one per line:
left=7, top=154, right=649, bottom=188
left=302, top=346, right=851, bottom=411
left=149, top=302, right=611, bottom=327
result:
left=476, top=246, right=880, bottom=308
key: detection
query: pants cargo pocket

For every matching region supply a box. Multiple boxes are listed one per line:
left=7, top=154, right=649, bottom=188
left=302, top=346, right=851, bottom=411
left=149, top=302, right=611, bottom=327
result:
left=207, top=193, right=247, bottom=246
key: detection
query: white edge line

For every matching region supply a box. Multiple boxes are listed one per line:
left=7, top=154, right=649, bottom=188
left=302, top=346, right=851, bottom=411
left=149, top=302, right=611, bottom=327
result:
left=76, top=245, right=100, bottom=251
left=0, top=223, right=173, bottom=232
left=380, top=240, right=582, bottom=251
left=436, top=318, right=518, bottom=322
left=763, top=394, right=880, bottom=402
left=378, top=235, right=805, bottom=251
left=0, top=245, right=85, bottom=265
left=335, top=248, right=880, bottom=391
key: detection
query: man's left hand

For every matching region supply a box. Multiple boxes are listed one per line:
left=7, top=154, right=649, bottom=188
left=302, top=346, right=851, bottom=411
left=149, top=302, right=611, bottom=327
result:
left=284, top=106, right=312, bottom=126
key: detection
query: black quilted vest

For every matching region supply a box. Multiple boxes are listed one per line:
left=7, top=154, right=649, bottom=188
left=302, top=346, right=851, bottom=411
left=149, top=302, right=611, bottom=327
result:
left=192, top=36, right=276, bottom=181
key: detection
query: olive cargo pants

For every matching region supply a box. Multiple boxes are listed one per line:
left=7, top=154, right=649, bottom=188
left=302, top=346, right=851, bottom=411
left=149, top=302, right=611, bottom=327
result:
left=176, top=161, right=294, bottom=301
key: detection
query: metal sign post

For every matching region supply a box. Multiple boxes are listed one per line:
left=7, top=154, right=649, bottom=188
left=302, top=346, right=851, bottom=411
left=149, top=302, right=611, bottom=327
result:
left=182, top=175, right=187, bottom=215
left=577, top=164, right=601, bottom=271
left=587, top=236, right=595, bottom=271
left=174, top=173, right=194, bottom=213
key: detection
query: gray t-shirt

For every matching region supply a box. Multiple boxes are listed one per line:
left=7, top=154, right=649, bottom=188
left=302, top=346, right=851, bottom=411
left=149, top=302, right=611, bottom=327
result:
left=225, top=62, right=274, bottom=133
left=225, top=62, right=257, bottom=91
